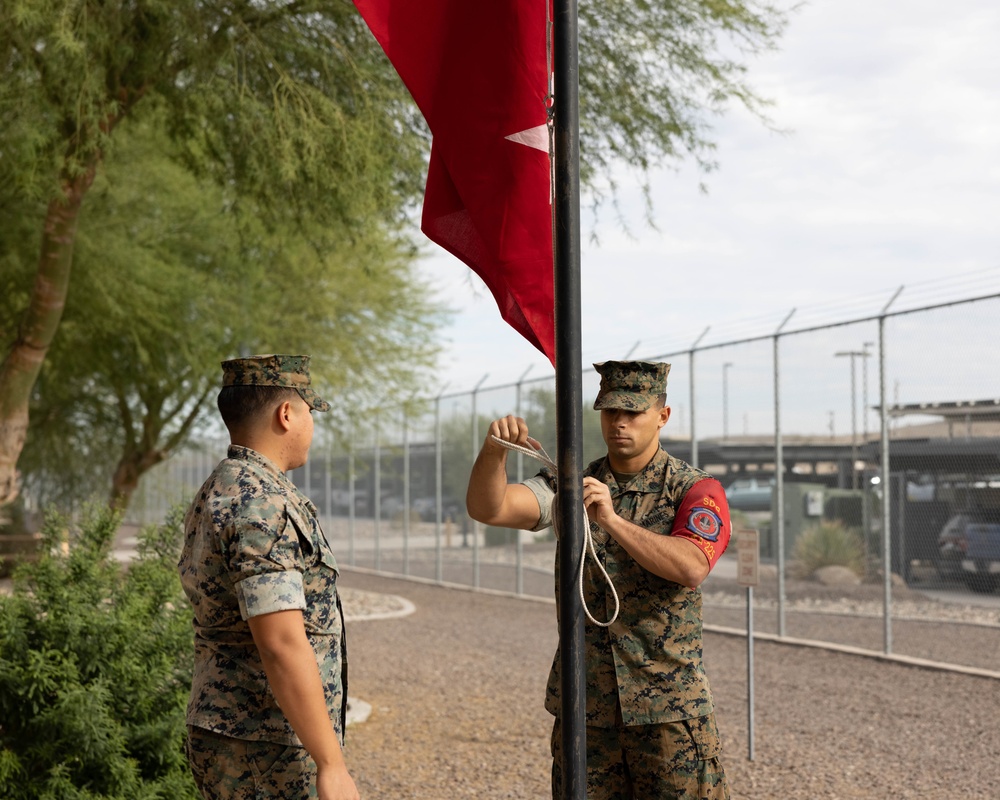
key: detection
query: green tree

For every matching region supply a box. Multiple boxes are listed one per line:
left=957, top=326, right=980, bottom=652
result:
left=0, top=0, right=426, bottom=507
left=578, top=0, right=786, bottom=207
left=0, top=506, right=198, bottom=799
left=0, top=0, right=786, bottom=511
left=14, top=113, right=440, bottom=512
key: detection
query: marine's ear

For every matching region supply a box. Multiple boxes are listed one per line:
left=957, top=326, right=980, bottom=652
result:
left=274, top=399, right=295, bottom=433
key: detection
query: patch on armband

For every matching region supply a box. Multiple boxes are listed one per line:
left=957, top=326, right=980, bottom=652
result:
left=685, top=507, right=722, bottom=542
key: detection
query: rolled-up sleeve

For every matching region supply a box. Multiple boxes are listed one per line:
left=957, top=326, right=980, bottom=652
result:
left=523, top=475, right=556, bottom=532
left=236, top=570, right=306, bottom=619
left=228, top=504, right=306, bottom=620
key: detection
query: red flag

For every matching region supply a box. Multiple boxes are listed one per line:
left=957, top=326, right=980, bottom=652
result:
left=353, top=0, right=555, bottom=363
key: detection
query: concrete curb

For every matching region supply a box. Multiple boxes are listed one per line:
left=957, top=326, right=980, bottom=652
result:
left=705, top=623, right=1000, bottom=680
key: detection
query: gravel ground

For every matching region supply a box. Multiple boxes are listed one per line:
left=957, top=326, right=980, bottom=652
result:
left=338, top=570, right=1000, bottom=800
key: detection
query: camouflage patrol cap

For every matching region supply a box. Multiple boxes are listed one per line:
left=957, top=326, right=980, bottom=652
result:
left=221, top=354, right=330, bottom=412
left=593, top=360, right=670, bottom=411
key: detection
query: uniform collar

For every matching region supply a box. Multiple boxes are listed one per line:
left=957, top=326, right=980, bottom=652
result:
left=227, top=445, right=288, bottom=481
left=599, top=446, right=668, bottom=495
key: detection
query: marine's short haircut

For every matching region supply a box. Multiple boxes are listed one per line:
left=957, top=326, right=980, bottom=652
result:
left=217, top=385, right=300, bottom=432
left=656, top=393, right=667, bottom=408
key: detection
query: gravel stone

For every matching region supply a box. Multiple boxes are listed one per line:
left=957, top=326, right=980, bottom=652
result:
left=340, top=569, right=1000, bottom=800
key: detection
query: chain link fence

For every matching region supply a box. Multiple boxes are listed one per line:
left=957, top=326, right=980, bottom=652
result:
left=128, top=292, right=1000, bottom=673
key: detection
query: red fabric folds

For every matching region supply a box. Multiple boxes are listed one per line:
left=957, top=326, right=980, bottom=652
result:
left=353, top=0, right=555, bottom=363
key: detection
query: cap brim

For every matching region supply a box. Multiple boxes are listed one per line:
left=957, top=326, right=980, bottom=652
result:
left=593, top=391, right=655, bottom=411
left=298, top=388, right=330, bottom=412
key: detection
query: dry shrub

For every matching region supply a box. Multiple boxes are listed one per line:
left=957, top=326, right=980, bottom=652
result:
left=790, top=519, right=865, bottom=579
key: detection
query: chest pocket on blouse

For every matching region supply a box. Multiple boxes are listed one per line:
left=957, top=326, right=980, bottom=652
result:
left=286, top=508, right=339, bottom=574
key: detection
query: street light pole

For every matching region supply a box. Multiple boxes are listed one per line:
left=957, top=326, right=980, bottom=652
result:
left=862, top=341, right=874, bottom=442
left=722, top=362, right=733, bottom=441
left=835, top=350, right=867, bottom=490
left=859, top=341, right=875, bottom=562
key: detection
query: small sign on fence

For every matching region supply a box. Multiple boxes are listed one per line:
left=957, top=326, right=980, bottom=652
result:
left=736, top=528, right=760, bottom=588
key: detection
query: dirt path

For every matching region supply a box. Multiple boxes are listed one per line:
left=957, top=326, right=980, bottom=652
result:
left=340, top=570, right=1000, bottom=800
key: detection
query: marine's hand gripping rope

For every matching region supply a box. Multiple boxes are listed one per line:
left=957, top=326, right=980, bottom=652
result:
left=489, top=435, right=620, bottom=627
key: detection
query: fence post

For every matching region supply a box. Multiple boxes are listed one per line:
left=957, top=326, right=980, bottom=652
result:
left=471, top=374, right=489, bottom=589
left=773, top=309, right=795, bottom=638
left=515, top=365, right=533, bottom=595
left=304, top=446, right=312, bottom=514
left=374, top=410, right=381, bottom=572
left=324, top=440, right=332, bottom=529
left=434, top=388, right=448, bottom=583
left=861, top=340, right=874, bottom=563
left=689, top=327, right=709, bottom=469
left=348, top=417, right=356, bottom=567
left=880, top=286, right=903, bottom=654
left=403, top=406, right=410, bottom=576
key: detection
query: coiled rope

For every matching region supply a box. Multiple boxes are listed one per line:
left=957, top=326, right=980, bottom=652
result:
left=490, top=435, right=620, bottom=627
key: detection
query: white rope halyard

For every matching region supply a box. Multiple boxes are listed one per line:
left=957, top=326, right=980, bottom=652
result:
left=490, top=435, right=620, bottom=627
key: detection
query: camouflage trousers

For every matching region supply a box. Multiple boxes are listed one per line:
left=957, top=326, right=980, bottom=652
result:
left=550, top=713, right=730, bottom=800
left=186, top=726, right=318, bottom=800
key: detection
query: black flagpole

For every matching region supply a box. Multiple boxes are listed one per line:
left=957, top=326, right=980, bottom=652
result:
left=553, top=0, right=586, bottom=797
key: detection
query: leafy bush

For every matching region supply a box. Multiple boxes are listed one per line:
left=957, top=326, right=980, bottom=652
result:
left=0, top=504, right=198, bottom=799
left=790, top=519, right=865, bottom=579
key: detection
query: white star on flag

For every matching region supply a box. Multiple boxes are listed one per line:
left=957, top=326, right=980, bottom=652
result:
left=505, top=123, right=549, bottom=153
left=506, top=124, right=552, bottom=202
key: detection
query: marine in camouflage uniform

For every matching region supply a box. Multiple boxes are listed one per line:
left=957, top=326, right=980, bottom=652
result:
left=467, top=360, right=731, bottom=800
left=179, top=354, right=354, bottom=800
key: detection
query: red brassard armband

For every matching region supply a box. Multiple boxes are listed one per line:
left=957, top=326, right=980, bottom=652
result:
left=670, top=478, right=731, bottom=570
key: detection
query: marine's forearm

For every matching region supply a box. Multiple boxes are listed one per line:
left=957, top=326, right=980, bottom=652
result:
left=602, top=515, right=710, bottom=587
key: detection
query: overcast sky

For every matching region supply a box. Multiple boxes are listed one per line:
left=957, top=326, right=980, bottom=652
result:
left=415, top=0, right=1000, bottom=405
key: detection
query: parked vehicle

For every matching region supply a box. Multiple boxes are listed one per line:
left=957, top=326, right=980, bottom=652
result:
left=937, top=510, right=1000, bottom=592
left=724, top=477, right=774, bottom=512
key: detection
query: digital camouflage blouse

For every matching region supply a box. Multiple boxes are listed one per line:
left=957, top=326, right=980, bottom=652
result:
left=179, top=446, right=347, bottom=745
left=524, top=446, right=730, bottom=728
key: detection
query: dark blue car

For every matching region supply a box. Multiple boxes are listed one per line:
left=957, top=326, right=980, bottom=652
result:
left=937, top=510, right=1000, bottom=592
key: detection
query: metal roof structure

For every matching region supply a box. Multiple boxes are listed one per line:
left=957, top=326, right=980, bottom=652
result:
left=875, top=398, right=1000, bottom=422
left=662, top=435, right=1000, bottom=482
